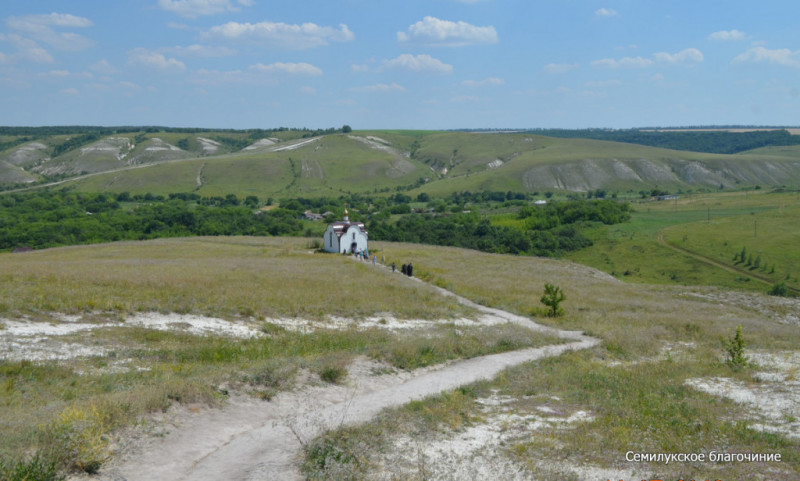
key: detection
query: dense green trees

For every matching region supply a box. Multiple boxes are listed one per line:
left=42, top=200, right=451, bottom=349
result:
left=0, top=190, right=630, bottom=259
left=0, top=191, right=302, bottom=250
left=368, top=200, right=628, bottom=257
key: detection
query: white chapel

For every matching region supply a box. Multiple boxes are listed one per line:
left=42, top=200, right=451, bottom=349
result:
left=323, top=209, right=368, bottom=254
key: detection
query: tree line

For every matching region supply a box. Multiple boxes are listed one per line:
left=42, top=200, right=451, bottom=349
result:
left=368, top=200, right=630, bottom=257
left=0, top=190, right=630, bottom=258
left=531, top=129, right=800, bottom=154
left=0, top=191, right=303, bottom=250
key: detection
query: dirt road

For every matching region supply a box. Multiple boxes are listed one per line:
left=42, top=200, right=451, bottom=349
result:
left=92, top=277, right=598, bottom=481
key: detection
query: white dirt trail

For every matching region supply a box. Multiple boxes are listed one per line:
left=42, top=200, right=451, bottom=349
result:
left=95, top=273, right=598, bottom=481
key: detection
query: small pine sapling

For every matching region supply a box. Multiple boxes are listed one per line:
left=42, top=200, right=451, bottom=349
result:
left=721, top=325, right=748, bottom=370
left=540, top=283, right=566, bottom=317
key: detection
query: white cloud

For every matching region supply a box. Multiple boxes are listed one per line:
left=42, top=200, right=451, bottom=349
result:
left=451, top=95, right=482, bottom=103
left=543, top=63, right=579, bottom=74
left=164, top=44, right=237, bottom=57
left=249, top=62, right=322, bottom=76
left=39, top=69, right=71, bottom=78
left=2, top=34, right=54, bottom=63
left=190, top=62, right=323, bottom=86
left=709, top=30, right=746, bottom=41
left=462, top=77, right=504, bottom=86
left=158, top=0, right=252, bottom=18
left=118, top=81, right=140, bottom=90
left=592, top=48, right=703, bottom=68
left=654, top=48, right=704, bottom=65
left=6, top=13, right=93, bottom=51
left=585, top=79, right=622, bottom=88
left=733, top=47, right=800, bottom=68
left=383, top=54, right=453, bottom=74
left=91, top=59, right=118, bottom=75
left=595, top=8, right=618, bottom=17
left=397, top=16, right=497, bottom=47
left=351, top=64, right=370, bottom=73
left=592, top=56, right=653, bottom=69
left=167, top=22, right=191, bottom=30
left=127, top=48, right=186, bottom=73
left=206, top=21, right=354, bottom=49
left=351, top=83, right=405, bottom=93
left=60, top=87, right=80, bottom=95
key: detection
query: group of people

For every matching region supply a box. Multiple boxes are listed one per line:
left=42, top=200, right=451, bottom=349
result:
left=391, top=262, right=413, bottom=277
left=351, top=248, right=413, bottom=277
left=353, top=249, right=385, bottom=267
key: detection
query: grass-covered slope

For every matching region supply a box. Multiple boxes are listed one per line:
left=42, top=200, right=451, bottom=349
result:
left=4, top=129, right=800, bottom=197
left=64, top=134, right=431, bottom=198
left=412, top=133, right=800, bottom=195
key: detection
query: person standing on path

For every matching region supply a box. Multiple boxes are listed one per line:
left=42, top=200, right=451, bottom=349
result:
left=391, top=262, right=396, bottom=272
left=407, top=262, right=413, bottom=277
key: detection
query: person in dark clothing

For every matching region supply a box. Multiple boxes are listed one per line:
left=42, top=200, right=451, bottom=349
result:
left=401, top=264, right=407, bottom=275
left=391, top=262, right=396, bottom=272
left=407, top=263, right=413, bottom=277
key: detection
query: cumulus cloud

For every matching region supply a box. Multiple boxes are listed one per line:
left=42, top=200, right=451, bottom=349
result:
left=158, top=0, right=253, bottom=18
left=593, top=48, right=703, bottom=68
left=383, top=54, right=453, bottom=73
left=2, top=33, right=54, bottom=63
left=190, top=62, right=323, bottom=86
left=397, top=16, right=497, bottom=47
left=709, top=29, right=746, bottom=41
left=5, top=12, right=93, bottom=52
left=733, top=47, right=800, bottom=68
left=164, top=44, right=237, bottom=57
left=591, top=56, right=653, bottom=69
left=39, top=69, right=71, bottom=78
left=351, top=83, right=406, bottom=93
left=91, top=59, right=118, bottom=75
left=249, top=62, right=322, bottom=76
left=462, top=77, right=504, bottom=86
left=206, top=21, right=354, bottom=49
left=543, top=63, right=579, bottom=74
left=654, top=48, right=704, bottom=65
left=451, top=95, right=482, bottom=103
left=595, top=8, right=618, bottom=17
left=127, top=48, right=186, bottom=73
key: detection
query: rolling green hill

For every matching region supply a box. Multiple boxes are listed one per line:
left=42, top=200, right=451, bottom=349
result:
left=3, top=129, right=800, bottom=198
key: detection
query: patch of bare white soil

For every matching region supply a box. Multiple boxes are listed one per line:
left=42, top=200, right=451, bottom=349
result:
left=196, top=137, right=222, bottom=155
left=60, top=278, right=597, bottom=481
left=686, top=350, right=800, bottom=439
left=242, top=138, right=277, bottom=151
left=269, top=137, right=320, bottom=152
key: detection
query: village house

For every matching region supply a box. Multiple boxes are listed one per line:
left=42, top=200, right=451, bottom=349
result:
left=323, top=209, right=368, bottom=254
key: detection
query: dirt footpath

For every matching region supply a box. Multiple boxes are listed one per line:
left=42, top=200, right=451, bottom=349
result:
left=89, top=280, right=598, bottom=481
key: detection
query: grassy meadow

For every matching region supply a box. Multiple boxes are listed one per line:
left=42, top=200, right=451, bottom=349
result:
left=0, top=237, right=568, bottom=476
left=567, top=189, right=800, bottom=293
left=304, top=240, right=800, bottom=479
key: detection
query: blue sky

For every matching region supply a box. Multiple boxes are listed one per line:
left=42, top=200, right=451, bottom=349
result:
left=1, top=0, right=798, bottom=129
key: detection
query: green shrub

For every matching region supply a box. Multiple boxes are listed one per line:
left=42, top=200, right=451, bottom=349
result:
left=0, top=454, right=63, bottom=481
left=721, top=325, right=748, bottom=370
left=540, top=283, right=566, bottom=317
left=767, top=282, right=789, bottom=297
